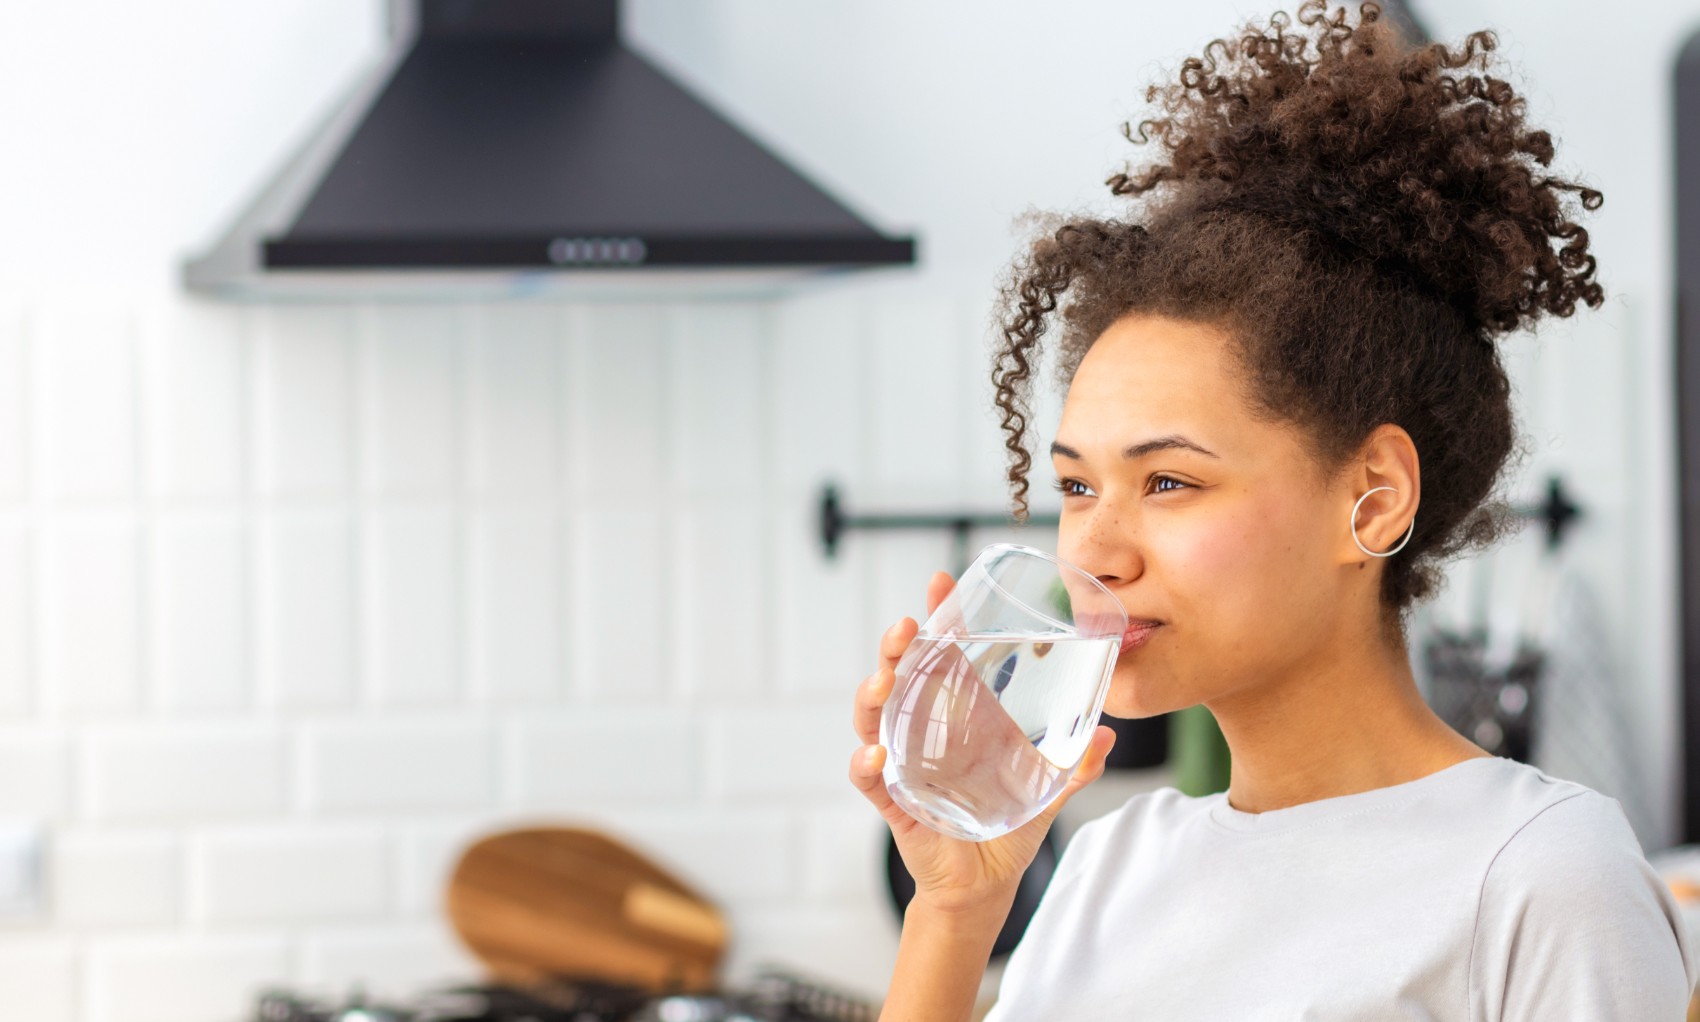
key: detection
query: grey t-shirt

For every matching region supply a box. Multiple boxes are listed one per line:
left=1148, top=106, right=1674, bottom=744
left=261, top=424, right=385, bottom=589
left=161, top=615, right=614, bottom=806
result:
left=983, top=756, right=1697, bottom=1020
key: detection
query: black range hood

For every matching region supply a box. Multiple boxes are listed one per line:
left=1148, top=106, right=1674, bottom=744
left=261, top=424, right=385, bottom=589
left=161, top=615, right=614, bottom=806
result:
left=185, top=0, right=915, bottom=299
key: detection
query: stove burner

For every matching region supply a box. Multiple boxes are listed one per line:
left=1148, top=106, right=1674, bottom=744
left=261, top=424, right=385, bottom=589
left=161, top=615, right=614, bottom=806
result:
left=251, top=967, right=876, bottom=1022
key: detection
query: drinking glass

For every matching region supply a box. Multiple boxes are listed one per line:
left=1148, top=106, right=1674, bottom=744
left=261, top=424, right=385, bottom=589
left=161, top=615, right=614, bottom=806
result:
left=878, top=543, right=1128, bottom=841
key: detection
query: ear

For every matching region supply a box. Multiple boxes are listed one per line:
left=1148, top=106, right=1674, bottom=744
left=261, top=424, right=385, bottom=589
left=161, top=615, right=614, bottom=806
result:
left=1342, top=424, right=1420, bottom=563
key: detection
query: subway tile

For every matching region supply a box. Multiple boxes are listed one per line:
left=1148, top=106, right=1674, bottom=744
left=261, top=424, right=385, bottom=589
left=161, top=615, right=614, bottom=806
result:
left=508, top=708, right=697, bottom=806
left=364, top=306, right=460, bottom=496
left=707, top=703, right=857, bottom=802
left=771, top=291, right=865, bottom=493
left=802, top=806, right=889, bottom=902
left=304, top=719, right=493, bottom=814
left=868, top=532, right=956, bottom=643
left=141, top=296, right=245, bottom=499
left=0, top=303, right=27, bottom=502
left=253, top=305, right=353, bottom=497
left=85, top=723, right=286, bottom=822
left=674, top=504, right=767, bottom=699
left=301, top=922, right=480, bottom=999
left=570, top=508, right=663, bottom=702
left=867, top=296, right=967, bottom=491
left=469, top=508, right=558, bottom=701
left=0, top=522, right=29, bottom=713
left=40, top=514, right=139, bottom=713
left=191, top=825, right=387, bottom=924
left=467, top=304, right=558, bottom=495
left=665, top=304, right=765, bottom=494
left=721, top=901, right=896, bottom=1002
left=0, top=729, right=72, bottom=820
left=606, top=807, right=795, bottom=903
left=35, top=303, right=136, bottom=500
left=0, top=937, right=75, bottom=1022
left=257, top=511, right=354, bottom=708
left=151, top=512, right=247, bottom=711
left=86, top=934, right=289, bottom=1022
left=51, top=830, right=180, bottom=927
left=568, top=304, right=666, bottom=495
left=774, top=508, right=868, bottom=698
left=365, top=507, right=459, bottom=706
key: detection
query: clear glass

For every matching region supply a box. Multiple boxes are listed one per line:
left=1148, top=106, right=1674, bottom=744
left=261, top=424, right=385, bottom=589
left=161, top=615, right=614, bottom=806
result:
left=878, top=543, right=1128, bottom=841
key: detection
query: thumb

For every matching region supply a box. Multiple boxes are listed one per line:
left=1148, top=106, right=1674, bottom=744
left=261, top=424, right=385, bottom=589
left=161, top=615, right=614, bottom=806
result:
left=1035, top=725, right=1116, bottom=824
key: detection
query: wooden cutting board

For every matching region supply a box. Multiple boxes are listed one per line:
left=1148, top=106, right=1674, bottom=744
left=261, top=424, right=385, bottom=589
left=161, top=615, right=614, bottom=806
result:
left=445, top=826, right=729, bottom=993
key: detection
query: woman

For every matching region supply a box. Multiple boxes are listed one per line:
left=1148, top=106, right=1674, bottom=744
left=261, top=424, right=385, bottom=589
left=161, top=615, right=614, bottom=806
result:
left=848, top=3, right=1699, bottom=1019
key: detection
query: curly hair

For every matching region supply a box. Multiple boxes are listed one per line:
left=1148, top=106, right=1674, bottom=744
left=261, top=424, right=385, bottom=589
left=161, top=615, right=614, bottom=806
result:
left=990, top=0, right=1603, bottom=630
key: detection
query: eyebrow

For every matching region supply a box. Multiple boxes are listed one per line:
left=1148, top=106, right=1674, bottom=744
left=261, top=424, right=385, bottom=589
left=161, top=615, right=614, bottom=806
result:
left=1049, top=435, right=1220, bottom=461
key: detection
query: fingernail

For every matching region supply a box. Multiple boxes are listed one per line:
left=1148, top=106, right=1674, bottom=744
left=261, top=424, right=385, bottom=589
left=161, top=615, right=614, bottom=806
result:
left=862, top=746, right=881, bottom=768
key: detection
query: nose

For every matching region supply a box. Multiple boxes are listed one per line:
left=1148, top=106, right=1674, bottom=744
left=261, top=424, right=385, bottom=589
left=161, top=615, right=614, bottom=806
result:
left=1059, top=500, right=1140, bottom=586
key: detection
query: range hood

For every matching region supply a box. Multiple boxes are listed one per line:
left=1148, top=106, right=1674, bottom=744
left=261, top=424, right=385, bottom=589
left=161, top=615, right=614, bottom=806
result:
left=185, top=0, right=916, bottom=299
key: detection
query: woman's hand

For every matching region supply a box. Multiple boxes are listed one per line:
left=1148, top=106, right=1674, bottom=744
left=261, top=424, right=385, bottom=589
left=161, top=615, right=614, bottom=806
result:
left=847, top=569, right=1118, bottom=917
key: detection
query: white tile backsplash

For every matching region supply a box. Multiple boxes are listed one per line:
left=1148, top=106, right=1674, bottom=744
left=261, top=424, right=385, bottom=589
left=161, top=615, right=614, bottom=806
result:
left=468, top=305, right=559, bottom=496
left=506, top=707, right=699, bottom=807
left=0, top=937, right=77, bottom=1022
left=364, top=507, right=460, bottom=706
left=0, top=728, right=73, bottom=820
left=84, top=723, right=287, bottom=823
left=257, top=510, right=355, bottom=708
left=150, top=513, right=247, bottom=711
left=673, top=503, right=768, bottom=700
left=303, top=718, right=494, bottom=814
left=40, top=515, right=140, bottom=714
left=37, top=304, right=137, bottom=502
left=666, top=304, right=767, bottom=494
left=0, top=303, right=30, bottom=503
left=141, top=297, right=246, bottom=500
left=571, top=507, right=665, bottom=703
left=771, top=290, right=866, bottom=493
left=568, top=305, right=666, bottom=494
left=0, top=288, right=1001, bottom=1016
left=469, top=508, right=560, bottom=701
left=0, top=521, right=30, bottom=714
left=86, top=934, right=290, bottom=1022
left=362, top=306, right=461, bottom=497
left=51, top=831, right=181, bottom=927
left=254, top=306, right=354, bottom=498
left=191, top=826, right=388, bottom=924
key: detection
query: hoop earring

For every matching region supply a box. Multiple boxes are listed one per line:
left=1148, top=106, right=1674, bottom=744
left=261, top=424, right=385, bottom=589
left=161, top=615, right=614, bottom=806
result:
left=1351, top=486, right=1415, bottom=558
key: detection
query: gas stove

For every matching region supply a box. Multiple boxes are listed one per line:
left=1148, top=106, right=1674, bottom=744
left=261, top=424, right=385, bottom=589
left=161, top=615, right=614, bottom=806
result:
left=252, top=966, right=879, bottom=1022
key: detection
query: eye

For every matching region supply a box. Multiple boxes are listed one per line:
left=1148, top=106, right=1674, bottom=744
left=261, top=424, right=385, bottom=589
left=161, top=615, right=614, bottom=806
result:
left=1052, top=478, right=1096, bottom=498
left=1152, top=474, right=1189, bottom=494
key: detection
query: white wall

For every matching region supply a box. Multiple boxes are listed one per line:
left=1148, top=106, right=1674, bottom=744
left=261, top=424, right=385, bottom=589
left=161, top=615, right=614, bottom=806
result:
left=0, top=2, right=1695, bottom=1020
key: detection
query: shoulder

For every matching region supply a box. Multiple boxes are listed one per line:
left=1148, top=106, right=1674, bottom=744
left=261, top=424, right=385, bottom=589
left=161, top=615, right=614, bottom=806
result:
left=1471, top=779, right=1698, bottom=1016
left=1476, top=770, right=1661, bottom=910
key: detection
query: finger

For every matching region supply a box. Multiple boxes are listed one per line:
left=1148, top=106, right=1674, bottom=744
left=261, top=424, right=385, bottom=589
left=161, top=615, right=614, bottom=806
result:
left=925, top=570, right=956, bottom=617
left=1039, top=725, right=1117, bottom=822
left=847, top=744, right=914, bottom=831
left=879, top=617, right=918, bottom=670
left=853, top=665, right=894, bottom=745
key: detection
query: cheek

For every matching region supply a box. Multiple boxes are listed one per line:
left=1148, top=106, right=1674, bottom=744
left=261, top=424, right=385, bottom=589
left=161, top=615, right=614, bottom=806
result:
left=1164, top=499, right=1310, bottom=615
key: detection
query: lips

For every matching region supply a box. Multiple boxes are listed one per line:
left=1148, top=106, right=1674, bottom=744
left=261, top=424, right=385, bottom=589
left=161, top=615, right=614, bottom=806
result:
left=1121, top=620, right=1162, bottom=650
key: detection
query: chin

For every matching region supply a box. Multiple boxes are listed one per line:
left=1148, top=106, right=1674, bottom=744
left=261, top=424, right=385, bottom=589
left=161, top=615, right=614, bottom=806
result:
left=1102, top=677, right=1177, bottom=720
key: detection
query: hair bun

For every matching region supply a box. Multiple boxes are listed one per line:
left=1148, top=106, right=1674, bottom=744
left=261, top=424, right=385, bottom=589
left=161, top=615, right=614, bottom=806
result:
left=1107, top=0, right=1604, bottom=334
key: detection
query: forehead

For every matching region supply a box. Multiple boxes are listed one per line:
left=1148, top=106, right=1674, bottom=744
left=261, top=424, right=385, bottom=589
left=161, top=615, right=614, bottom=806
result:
left=1060, top=313, right=1249, bottom=437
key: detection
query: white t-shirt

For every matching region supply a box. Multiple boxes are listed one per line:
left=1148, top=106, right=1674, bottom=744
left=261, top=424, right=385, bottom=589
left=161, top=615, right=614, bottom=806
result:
left=982, top=756, right=1697, bottom=1020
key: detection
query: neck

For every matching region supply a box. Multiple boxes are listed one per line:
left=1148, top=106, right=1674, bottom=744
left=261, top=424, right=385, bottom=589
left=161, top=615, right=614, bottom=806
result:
left=1206, top=631, right=1488, bottom=814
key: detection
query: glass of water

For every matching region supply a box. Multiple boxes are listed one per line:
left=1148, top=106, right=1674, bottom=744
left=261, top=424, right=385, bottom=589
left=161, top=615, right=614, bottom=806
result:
left=878, top=543, right=1128, bottom=842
